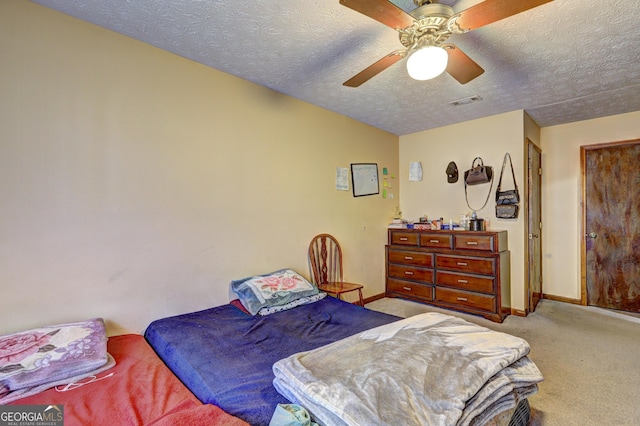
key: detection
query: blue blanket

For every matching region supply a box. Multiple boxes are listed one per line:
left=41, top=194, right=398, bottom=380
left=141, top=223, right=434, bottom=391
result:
left=144, top=297, right=400, bottom=426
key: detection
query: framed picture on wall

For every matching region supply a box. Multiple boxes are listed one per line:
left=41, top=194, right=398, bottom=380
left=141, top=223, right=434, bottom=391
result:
left=351, top=163, right=379, bottom=197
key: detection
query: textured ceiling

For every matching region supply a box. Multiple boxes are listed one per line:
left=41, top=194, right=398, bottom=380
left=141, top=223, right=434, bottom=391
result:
left=30, top=0, right=640, bottom=136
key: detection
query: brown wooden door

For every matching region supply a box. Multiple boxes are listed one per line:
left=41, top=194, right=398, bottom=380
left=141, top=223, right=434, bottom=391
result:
left=527, top=140, right=542, bottom=312
left=582, top=140, right=640, bottom=313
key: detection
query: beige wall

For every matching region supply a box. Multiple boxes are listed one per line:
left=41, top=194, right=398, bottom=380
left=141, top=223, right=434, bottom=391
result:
left=540, top=111, right=640, bottom=301
left=399, top=111, right=530, bottom=311
left=0, top=1, right=399, bottom=335
left=400, top=109, right=640, bottom=312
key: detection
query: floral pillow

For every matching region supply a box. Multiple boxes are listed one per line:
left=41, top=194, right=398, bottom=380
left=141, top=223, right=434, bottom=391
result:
left=230, top=269, right=319, bottom=316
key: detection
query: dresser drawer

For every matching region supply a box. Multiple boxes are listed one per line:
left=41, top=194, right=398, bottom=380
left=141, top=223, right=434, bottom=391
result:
left=420, top=233, right=452, bottom=249
left=388, top=264, right=434, bottom=283
left=390, top=232, right=419, bottom=246
left=387, top=279, right=433, bottom=301
left=436, top=254, right=495, bottom=275
left=388, top=249, right=434, bottom=267
left=435, top=287, right=496, bottom=313
left=436, top=271, right=494, bottom=294
left=454, top=234, right=496, bottom=252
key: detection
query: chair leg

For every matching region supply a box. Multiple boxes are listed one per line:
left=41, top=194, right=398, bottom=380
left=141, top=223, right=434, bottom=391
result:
left=357, top=289, right=364, bottom=307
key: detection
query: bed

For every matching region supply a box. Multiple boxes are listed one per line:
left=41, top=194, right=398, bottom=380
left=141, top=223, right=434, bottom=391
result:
left=4, top=332, right=248, bottom=426
left=144, top=294, right=398, bottom=425
left=143, top=269, right=542, bottom=426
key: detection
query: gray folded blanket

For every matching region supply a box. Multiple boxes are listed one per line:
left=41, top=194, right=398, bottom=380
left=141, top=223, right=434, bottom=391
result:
left=273, top=313, right=543, bottom=426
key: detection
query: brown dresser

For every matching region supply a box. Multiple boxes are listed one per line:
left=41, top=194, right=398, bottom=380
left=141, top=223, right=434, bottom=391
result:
left=386, top=229, right=510, bottom=322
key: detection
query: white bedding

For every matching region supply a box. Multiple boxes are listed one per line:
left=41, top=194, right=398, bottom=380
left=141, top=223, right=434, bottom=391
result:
left=272, top=313, right=543, bottom=426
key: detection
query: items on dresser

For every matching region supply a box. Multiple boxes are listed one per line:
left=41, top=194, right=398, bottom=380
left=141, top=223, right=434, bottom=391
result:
left=388, top=219, right=408, bottom=229
left=386, top=229, right=510, bottom=322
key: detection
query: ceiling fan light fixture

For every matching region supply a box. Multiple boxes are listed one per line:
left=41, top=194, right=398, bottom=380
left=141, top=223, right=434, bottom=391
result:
left=406, top=46, right=448, bottom=81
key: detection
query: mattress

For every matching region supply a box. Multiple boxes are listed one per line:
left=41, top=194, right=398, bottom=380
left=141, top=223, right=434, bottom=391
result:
left=144, top=296, right=401, bottom=426
left=9, top=334, right=247, bottom=426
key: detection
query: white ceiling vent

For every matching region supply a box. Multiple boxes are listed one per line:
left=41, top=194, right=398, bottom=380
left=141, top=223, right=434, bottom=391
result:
left=449, top=95, right=483, bottom=106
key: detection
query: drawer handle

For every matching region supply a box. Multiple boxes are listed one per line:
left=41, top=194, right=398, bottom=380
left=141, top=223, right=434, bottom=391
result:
left=429, top=239, right=439, bottom=243
left=457, top=279, right=468, bottom=284
left=404, top=256, right=414, bottom=260
left=404, top=271, right=414, bottom=275
left=400, top=237, right=408, bottom=241
left=466, top=241, right=478, bottom=246
left=403, top=287, right=412, bottom=291
left=457, top=262, right=468, bottom=266
left=457, top=297, right=468, bottom=302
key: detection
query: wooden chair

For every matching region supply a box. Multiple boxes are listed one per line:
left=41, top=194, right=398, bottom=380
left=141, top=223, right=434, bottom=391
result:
left=308, top=233, right=365, bottom=306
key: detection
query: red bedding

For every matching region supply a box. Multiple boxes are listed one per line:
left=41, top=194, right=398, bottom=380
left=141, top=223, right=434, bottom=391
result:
left=8, top=334, right=248, bottom=426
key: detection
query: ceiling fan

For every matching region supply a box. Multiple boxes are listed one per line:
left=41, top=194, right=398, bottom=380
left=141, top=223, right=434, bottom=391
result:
left=340, top=0, right=554, bottom=87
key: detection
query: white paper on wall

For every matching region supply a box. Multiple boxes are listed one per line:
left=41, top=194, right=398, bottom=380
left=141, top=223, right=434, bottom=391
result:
left=336, top=167, right=349, bottom=190
left=409, top=162, right=423, bottom=181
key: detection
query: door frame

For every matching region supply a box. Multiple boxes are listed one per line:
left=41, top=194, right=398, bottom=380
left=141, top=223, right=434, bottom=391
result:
left=580, top=138, right=640, bottom=306
left=526, top=139, right=543, bottom=313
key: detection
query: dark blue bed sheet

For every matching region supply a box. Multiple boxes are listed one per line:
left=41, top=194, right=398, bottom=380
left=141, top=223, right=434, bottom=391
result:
left=144, top=296, right=400, bottom=426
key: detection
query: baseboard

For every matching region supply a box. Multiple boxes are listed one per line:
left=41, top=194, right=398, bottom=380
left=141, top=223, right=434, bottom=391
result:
left=363, top=293, right=386, bottom=304
left=367, top=292, right=585, bottom=313
left=543, top=293, right=583, bottom=305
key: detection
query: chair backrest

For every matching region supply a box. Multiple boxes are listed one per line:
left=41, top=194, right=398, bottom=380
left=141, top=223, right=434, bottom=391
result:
left=308, top=234, right=343, bottom=285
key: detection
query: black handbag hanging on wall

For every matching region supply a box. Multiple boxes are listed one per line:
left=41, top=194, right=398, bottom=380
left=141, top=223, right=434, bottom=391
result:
left=495, top=153, right=520, bottom=219
left=464, top=157, right=493, bottom=185
left=464, top=157, right=494, bottom=216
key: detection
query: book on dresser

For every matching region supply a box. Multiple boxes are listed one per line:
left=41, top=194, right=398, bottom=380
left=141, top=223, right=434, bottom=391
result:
left=387, top=223, right=408, bottom=229
left=385, top=228, right=510, bottom=322
left=388, top=219, right=408, bottom=229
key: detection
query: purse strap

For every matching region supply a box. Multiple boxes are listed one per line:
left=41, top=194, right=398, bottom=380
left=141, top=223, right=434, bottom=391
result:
left=497, top=153, right=518, bottom=192
left=464, top=172, right=493, bottom=212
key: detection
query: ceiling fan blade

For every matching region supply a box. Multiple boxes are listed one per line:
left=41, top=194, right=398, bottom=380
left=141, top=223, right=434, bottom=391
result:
left=456, top=0, right=554, bottom=31
left=443, top=44, right=484, bottom=84
left=339, top=0, right=415, bottom=30
left=343, top=50, right=407, bottom=87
